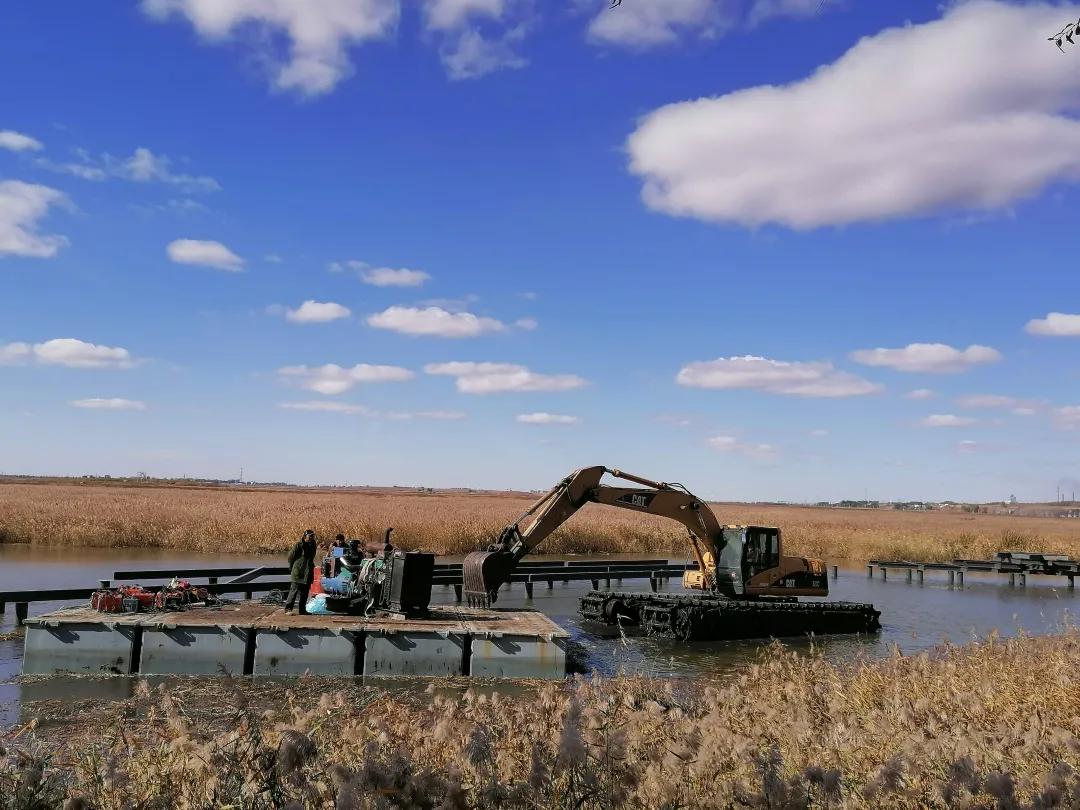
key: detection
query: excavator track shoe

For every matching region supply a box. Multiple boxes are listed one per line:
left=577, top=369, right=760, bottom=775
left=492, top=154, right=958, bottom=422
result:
left=579, top=591, right=881, bottom=641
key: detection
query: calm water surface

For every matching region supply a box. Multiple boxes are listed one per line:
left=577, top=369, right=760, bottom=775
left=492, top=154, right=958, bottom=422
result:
left=2, top=545, right=1077, bottom=728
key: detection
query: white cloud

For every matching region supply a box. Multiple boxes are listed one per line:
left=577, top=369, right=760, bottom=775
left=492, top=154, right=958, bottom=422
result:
left=747, top=0, right=834, bottom=26
left=425, top=361, right=588, bottom=394
left=0, top=180, right=68, bottom=259
left=424, top=0, right=505, bottom=30
left=516, top=412, right=580, bottom=425
left=35, top=159, right=108, bottom=181
left=1055, top=406, right=1080, bottom=431
left=957, top=439, right=979, bottom=454
left=285, top=300, right=352, bottom=324
left=809, top=428, right=828, bottom=437
left=514, top=317, right=538, bottom=331
left=331, top=260, right=432, bottom=287
left=161, top=198, right=210, bottom=215
left=359, top=266, right=430, bottom=287
left=264, top=253, right=283, bottom=263
left=850, top=343, right=1001, bottom=374
left=905, top=388, right=937, bottom=400
left=279, top=401, right=373, bottom=415
left=954, top=394, right=1036, bottom=412
left=707, top=435, right=777, bottom=459
left=385, top=410, right=467, bottom=420
left=70, top=398, right=146, bottom=411
left=118, top=147, right=220, bottom=192
left=166, top=238, right=244, bottom=272
left=627, top=1, right=1080, bottom=229
left=421, top=0, right=526, bottom=80
left=37, top=147, right=218, bottom=190
left=278, top=363, right=414, bottom=395
left=416, top=295, right=478, bottom=312
left=368, top=306, right=505, bottom=338
left=0, top=130, right=43, bottom=152
left=1025, top=312, right=1080, bottom=337
left=440, top=27, right=527, bottom=80
left=588, top=0, right=725, bottom=47
left=655, top=414, right=692, bottom=427
left=0, top=342, right=32, bottom=365
left=676, top=355, right=880, bottom=397
left=280, top=401, right=466, bottom=420
left=919, top=414, right=977, bottom=428
left=32, top=338, right=133, bottom=369
left=141, top=0, right=400, bottom=96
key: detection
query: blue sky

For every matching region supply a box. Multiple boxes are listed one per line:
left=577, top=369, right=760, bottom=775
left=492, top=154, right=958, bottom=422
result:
left=1, top=0, right=1079, bottom=501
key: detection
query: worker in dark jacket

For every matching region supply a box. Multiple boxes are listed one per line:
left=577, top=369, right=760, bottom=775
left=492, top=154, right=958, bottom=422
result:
left=285, top=530, right=318, bottom=614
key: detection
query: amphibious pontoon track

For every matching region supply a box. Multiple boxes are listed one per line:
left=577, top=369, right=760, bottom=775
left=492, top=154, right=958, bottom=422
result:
left=579, top=591, right=881, bottom=641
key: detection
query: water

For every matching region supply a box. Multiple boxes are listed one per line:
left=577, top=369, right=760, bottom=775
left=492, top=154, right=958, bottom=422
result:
left=2, top=545, right=1077, bottom=728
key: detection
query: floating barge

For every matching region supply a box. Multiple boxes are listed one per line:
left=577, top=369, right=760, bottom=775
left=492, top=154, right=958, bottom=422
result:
left=22, top=602, right=568, bottom=680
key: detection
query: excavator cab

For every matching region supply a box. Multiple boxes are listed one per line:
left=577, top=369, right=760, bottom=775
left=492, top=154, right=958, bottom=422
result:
left=744, top=527, right=781, bottom=578
left=701, top=525, right=828, bottom=599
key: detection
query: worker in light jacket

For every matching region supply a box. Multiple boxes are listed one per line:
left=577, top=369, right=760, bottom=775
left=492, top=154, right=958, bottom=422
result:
left=285, top=530, right=318, bottom=614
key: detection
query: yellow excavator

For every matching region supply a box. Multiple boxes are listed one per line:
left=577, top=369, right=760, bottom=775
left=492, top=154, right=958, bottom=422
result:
left=463, top=466, right=880, bottom=641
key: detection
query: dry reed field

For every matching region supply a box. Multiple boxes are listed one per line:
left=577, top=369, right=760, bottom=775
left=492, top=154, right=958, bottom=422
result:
left=5, top=630, right=1080, bottom=809
left=2, top=481, right=1079, bottom=562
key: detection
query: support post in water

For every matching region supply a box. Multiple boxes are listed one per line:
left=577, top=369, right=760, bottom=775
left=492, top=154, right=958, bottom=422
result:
left=866, top=564, right=873, bottom=577
left=906, top=569, right=913, bottom=583
left=948, top=570, right=955, bottom=587
left=15, top=603, right=28, bottom=626
left=453, top=584, right=463, bottom=602
left=0, top=601, right=5, bottom=616
left=882, top=567, right=887, bottom=581
left=1070, top=575, right=1075, bottom=590
left=957, top=570, right=965, bottom=588
left=831, top=565, right=838, bottom=580
left=524, top=581, right=534, bottom=599
left=918, top=568, right=924, bottom=584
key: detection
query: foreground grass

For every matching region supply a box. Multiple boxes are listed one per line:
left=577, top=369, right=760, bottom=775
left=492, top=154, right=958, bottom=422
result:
left=5, top=631, right=1080, bottom=808
left=2, top=481, right=1078, bottom=563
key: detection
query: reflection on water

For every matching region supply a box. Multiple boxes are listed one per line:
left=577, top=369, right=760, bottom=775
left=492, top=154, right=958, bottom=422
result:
left=2, top=545, right=1078, bottom=728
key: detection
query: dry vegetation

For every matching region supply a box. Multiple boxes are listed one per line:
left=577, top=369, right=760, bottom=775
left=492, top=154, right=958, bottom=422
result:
left=5, top=631, right=1080, bottom=808
left=2, top=482, right=1079, bottom=562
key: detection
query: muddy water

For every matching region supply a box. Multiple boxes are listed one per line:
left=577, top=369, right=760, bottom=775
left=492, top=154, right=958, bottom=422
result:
left=2, top=545, right=1077, bottom=728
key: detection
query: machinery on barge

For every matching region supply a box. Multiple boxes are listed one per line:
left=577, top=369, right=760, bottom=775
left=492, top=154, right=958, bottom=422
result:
left=463, top=466, right=881, bottom=641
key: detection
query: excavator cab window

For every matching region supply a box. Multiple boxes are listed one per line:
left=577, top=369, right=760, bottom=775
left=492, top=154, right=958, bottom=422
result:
left=744, top=527, right=780, bottom=579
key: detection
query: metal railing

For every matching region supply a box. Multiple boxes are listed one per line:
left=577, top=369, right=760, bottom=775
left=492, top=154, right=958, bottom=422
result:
left=867, top=552, right=1080, bottom=588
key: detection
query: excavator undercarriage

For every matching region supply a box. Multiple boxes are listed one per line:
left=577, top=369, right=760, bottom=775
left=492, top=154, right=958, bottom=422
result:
left=580, top=591, right=880, bottom=641
left=463, top=466, right=881, bottom=641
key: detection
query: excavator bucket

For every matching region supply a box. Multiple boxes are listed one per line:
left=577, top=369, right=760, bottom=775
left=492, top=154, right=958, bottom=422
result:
left=462, top=550, right=516, bottom=608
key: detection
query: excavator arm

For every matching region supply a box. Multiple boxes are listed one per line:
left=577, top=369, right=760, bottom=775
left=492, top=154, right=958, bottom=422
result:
left=462, top=466, right=724, bottom=606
